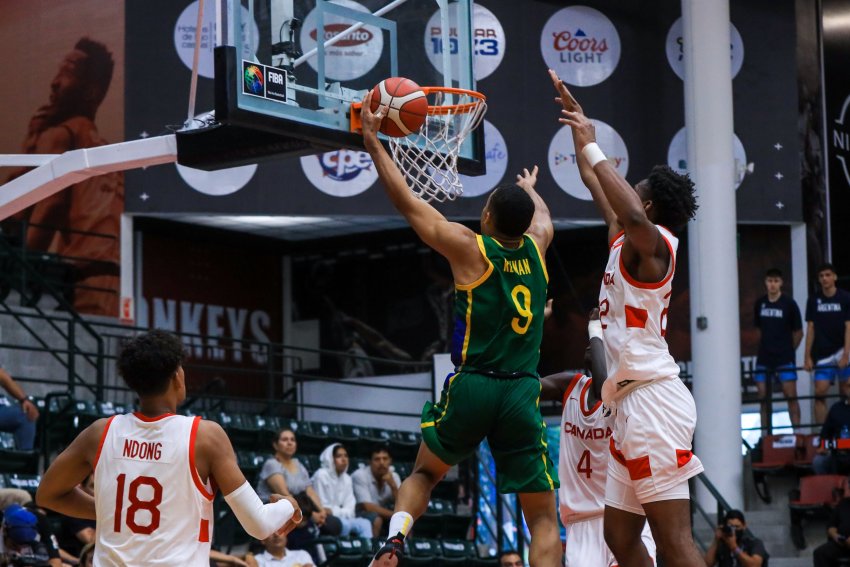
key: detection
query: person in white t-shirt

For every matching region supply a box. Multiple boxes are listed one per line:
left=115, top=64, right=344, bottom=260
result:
left=541, top=311, right=655, bottom=566
left=246, top=531, right=315, bottom=567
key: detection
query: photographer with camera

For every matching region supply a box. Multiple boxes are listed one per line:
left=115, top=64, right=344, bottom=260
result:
left=704, top=510, right=767, bottom=567
left=0, top=504, right=51, bottom=567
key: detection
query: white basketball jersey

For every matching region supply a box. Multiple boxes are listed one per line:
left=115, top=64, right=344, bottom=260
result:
left=558, top=374, right=612, bottom=524
left=598, top=226, right=681, bottom=402
left=93, top=413, right=214, bottom=567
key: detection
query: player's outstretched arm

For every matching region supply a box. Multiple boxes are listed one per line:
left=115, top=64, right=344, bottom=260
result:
left=514, top=166, right=554, bottom=252
left=37, top=419, right=108, bottom=520
left=586, top=309, right=607, bottom=405
left=539, top=371, right=577, bottom=403
left=197, top=421, right=301, bottom=539
left=360, top=91, right=480, bottom=272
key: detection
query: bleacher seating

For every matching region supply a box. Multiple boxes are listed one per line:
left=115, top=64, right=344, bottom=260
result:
left=752, top=433, right=802, bottom=503
left=789, top=474, right=846, bottom=549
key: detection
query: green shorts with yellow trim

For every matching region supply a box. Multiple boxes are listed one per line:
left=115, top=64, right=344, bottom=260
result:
left=421, top=371, right=558, bottom=494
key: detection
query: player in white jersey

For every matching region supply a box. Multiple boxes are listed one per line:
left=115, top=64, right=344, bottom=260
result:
left=541, top=312, right=655, bottom=566
left=551, top=71, right=703, bottom=567
left=36, top=330, right=302, bottom=566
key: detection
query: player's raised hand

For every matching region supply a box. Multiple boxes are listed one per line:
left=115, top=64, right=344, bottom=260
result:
left=360, top=90, right=387, bottom=143
left=515, top=166, right=539, bottom=190
left=270, top=494, right=303, bottom=536
left=549, top=69, right=583, bottom=114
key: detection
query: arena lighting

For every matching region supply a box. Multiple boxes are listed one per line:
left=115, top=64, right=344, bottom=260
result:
left=209, top=215, right=333, bottom=227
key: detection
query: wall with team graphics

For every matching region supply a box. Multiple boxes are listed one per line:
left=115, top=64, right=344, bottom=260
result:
left=125, top=0, right=801, bottom=223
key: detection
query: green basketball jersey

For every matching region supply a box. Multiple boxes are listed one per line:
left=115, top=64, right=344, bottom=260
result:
left=450, top=234, right=549, bottom=375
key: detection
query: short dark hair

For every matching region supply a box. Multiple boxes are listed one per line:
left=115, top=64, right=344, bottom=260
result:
left=74, top=37, right=114, bottom=105
left=117, top=330, right=186, bottom=396
left=488, top=185, right=535, bottom=238
left=644, top=165, right=698, bottom=231
left=370, top=444, right=391, bottom=459
left=723, top=509, right=746, bottom=524
left=818, top=262, right=837, bottom=275
left=765, top=268, right=783, bottom=279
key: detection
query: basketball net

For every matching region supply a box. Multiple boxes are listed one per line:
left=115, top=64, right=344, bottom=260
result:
left=389, top=88, right=487, bottom=203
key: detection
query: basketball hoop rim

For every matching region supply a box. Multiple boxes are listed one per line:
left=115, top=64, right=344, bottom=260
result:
left=420, top=86, right=486, bottom=116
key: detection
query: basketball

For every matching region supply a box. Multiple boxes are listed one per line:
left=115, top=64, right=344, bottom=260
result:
left=369, top=77, right=428, bottom=138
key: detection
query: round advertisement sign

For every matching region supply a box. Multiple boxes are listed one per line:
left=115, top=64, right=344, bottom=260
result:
left=667, top=127, right=748, bottom=189
left=173, top=0, right=259, bottom=79
left=540, top=6, right=621, bottom=87
left=300, top=0, right=384, bottom=82
left=424, top=4, right=506, bottom=81
left=665, top=18, right=744, bottom=80
left=460, top=120, right=509, bottom=198
left=548, top=119, right=629, bottom=200
left=176, top=163, right=257, bottom=196
left=300, top=149, right=378, bottom=197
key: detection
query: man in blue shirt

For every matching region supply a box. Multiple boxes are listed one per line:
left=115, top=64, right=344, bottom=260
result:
left=753, top=268, right=803, bottom=431
left=805, top=263, right=850, bottom=424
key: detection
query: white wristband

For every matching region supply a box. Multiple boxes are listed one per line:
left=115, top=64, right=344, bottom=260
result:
left=582, top=142, right=607, bottom=168
left=588, top=319, right=604, bottom=340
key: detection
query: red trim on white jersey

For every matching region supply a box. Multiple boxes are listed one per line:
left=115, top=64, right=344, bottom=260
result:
left=133, top=412, right=175, bottom=422
left=562, top=373, right=584, bottom=406
left=617, top=230, right=675, bottom=290
left=579, top=379, right=602, bottom=417
left=189, top=416, right=215, bottom=501
left=609, top=230, right=625, bottom=250
left=93, top=415, right=116, bottom=471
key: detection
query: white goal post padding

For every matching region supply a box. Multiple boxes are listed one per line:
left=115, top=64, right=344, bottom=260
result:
left=0, top=135, right=177, bottom=220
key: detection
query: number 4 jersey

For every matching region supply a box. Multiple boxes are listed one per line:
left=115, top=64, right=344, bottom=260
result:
left=93, top=413, right=215, bottom=566
left=451, top=234, right=548, bottom=374
left=558, top=374, right=611, bottom=524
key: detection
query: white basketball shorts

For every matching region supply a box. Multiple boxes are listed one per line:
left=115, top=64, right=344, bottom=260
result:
left=564, top=516, right=656, bottom=567
left=606, top=376, right=704, bottom=506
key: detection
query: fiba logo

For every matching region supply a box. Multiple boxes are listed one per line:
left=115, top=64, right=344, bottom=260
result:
left=243, top=64, right=264, bottom=95
left=548, top=119, right=629, bottom=200
left=540, top=6, right=621, bottom=87
left=300, top=0, right=383, bottom=81
left=665, top=18, right=744, bottom=80
left=301, top=150, right=378, bottom=197
left=424, top=4, right=506, bottom=81
left=460, top=121, right=508, bottom=197
left=832, top=94, right=850, bottom=187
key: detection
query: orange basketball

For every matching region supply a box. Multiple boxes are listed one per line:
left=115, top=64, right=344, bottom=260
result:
left=369, top=77, right=428, bottom=138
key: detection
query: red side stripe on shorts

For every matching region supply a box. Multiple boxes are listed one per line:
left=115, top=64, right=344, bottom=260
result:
left=625, top=455, right=652, bottom=480
left=199, top=519, right=210, bottom=542
left=625, top=305, right=648, bottom=328
left=676, top=449, right=693, bottom=468
left=609, top=438, right=628, bottom=467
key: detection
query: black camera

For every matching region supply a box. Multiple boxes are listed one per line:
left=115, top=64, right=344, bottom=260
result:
left=722, top=524, right=735, bottom=537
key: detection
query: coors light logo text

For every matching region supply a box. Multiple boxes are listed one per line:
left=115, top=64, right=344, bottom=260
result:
left=552, top=29, right=608, bottom=63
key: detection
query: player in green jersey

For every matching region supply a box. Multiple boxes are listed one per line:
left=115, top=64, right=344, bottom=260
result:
left=360, top=90, right=560, bottom=567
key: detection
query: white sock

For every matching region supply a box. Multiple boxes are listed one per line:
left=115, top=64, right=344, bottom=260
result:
left=387, top=511, right=414, bottom=538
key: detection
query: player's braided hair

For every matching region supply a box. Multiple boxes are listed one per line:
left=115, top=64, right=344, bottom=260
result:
left=74, top=37, right=114, bottom=105
left=118, top=330, right=187, bottom=396
left=489, top=184, right=535, bottom=238
left=645, top=165, right=698, bottom=231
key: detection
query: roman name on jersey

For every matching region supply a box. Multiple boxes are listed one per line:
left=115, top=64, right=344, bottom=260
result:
left=603, top=271, right=615, bottom=286
left=121, top=438, right=164, bottom=461
left=818, top=302, right=842, bottom=313
left=503, top=258, right=532, bottom=275
left=760, top=306, right=784, bottom=318
left=563, top=421, right=612, bottom=440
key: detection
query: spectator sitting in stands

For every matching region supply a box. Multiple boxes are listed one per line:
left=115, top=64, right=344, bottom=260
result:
left=498, top=550, right=523, bottom=567
left=814, top=480, right=850, bottom=567
left=256, top=428, right=341, bottom=537
left=704, top=509, right=767, bottom=567
left=351, top=444, right=400, bottom=537
left=814, top=378, right=850, bottom=475
left=0, top=504, right=52, bottom=566
left=245, top=530, right=315, bottom=567
left=0, top=367, right=39, bottom=450
left=312, top=443, right=373, bottom=538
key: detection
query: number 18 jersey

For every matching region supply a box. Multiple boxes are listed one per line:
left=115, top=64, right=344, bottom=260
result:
left=558, top=374, right=612, bottom=524
left=93, top=413, right=215, bottom=567
left=451, top=234, right=548, bottom=375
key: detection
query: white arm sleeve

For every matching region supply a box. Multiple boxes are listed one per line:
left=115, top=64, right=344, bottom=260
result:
left=224, top=481, right=296, bottom=540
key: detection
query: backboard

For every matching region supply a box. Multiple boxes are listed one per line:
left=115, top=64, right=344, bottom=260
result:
left=175, top=0, right=484, bottom=174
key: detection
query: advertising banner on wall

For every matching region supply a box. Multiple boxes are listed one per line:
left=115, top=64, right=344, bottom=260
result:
left=123, top=0, right=801, bottom=224
left=0, top=0, right=125, bottom=317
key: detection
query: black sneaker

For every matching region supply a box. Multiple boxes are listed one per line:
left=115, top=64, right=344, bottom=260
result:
left=369, top=533, right=405, bottom=567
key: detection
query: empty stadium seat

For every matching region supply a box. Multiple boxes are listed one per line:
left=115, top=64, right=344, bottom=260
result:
left=299, top=421, right=343, bottom=454
left=789, top=474, right=846, bottom=549
left=440, top=539, right=476, bottom=566
left=752, top=433, right=801, bottom=503
left=404, top=538, right=440, bottom=566
left=2, top=474, right=41, bottom=496
left=793, top=433, right=820, bottom=471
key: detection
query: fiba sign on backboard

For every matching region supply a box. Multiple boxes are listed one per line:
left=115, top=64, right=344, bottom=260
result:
left=460, top=120, right=508, bottom=197
left=424, top=4, right=506, bottom=81
left=666, top=127, right=748, bottom=189
left=300, top=150, right=378, bottom=197
left=665, top=18, right=744, bottom=80
left=540, top=6, right=621, bottom=87
left=173, top=0, right=259, bottom=79
left=300, top=0, right=383, bottom=81
left=548, top=120, right=628, bottom=200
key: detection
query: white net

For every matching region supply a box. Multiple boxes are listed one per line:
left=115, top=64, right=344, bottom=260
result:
left=388, top=89, right=487, bottom=202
